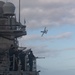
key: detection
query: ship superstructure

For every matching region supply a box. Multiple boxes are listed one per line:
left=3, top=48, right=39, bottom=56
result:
left=0, top=1, right=39, bottom=75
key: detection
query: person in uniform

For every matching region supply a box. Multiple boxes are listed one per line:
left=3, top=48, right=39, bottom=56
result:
left=9, top=44, right=15, bottom=71
left=19, top=50, right=26, bottom=71
left=28, top=50, right=35, bottom=71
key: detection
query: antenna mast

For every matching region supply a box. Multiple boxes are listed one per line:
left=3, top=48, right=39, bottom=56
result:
left=19, top=0, right=20, bottom=23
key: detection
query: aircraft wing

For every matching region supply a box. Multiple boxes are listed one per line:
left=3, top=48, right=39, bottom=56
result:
left=41, top=32, right=44, bottom=37
left=41, top=31, right=44, bottom=32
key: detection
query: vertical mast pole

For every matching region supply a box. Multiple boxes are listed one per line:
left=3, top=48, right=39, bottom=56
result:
left=19, top=0, right=20, bottom=23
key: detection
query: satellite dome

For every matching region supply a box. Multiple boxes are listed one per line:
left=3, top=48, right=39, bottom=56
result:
left=0, top=1, right=5, bottom=15
left=3, top=2, right=15, bottom=16
left=0, top=1, right=5, bottom=7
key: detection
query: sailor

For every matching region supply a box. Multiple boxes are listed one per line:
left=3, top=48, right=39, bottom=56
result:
left=14, top=47, right=19, bottom=71
left=19, top=50, right=26, bottom=71
left=9, top=44, right=15, bottom=71
left=28, top=50, right=35, bottom=71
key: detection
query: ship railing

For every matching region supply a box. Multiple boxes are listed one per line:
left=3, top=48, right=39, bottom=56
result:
left=0, top=25, right=27, bottom=37
left=0, top=25, right=26, bottom=31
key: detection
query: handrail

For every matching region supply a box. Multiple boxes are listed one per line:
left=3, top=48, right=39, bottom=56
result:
left=0, top=25, right=26, bottom=31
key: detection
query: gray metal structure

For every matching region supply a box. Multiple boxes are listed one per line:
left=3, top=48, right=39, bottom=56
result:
left=0, top=1, right=39, bottom=75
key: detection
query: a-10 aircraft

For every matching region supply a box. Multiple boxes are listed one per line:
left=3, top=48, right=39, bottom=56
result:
left=41, top=27, right=48, bottom=36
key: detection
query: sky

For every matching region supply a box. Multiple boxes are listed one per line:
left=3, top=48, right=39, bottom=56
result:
left=2, top=0, right=75, bottom=75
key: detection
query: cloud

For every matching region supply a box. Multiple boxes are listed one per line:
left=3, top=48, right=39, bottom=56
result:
left=3, top=0, right=74, bottom=57
left=19, top=0, right=75, bottom=29
left=20, top=32, right=72, bottom=41
left=22, top=44, right=59, bottom=57
left=21, top=43, right=75, bottom=58
left=64, top=47, right=75, bottom=51
left=18, top=32, right=72, bottom=57
left=25, top=44, right=75, bottom=58
left=53, top=32, right=72, bottom=39
left=2, top=0, right=75, bottom=29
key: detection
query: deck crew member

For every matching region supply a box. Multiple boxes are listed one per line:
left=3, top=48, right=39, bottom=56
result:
left=28, top=50, right=35, bottom=71
left=9, top=44, right=15, bottom=71
left=19, top=50, right=26, bottom=71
